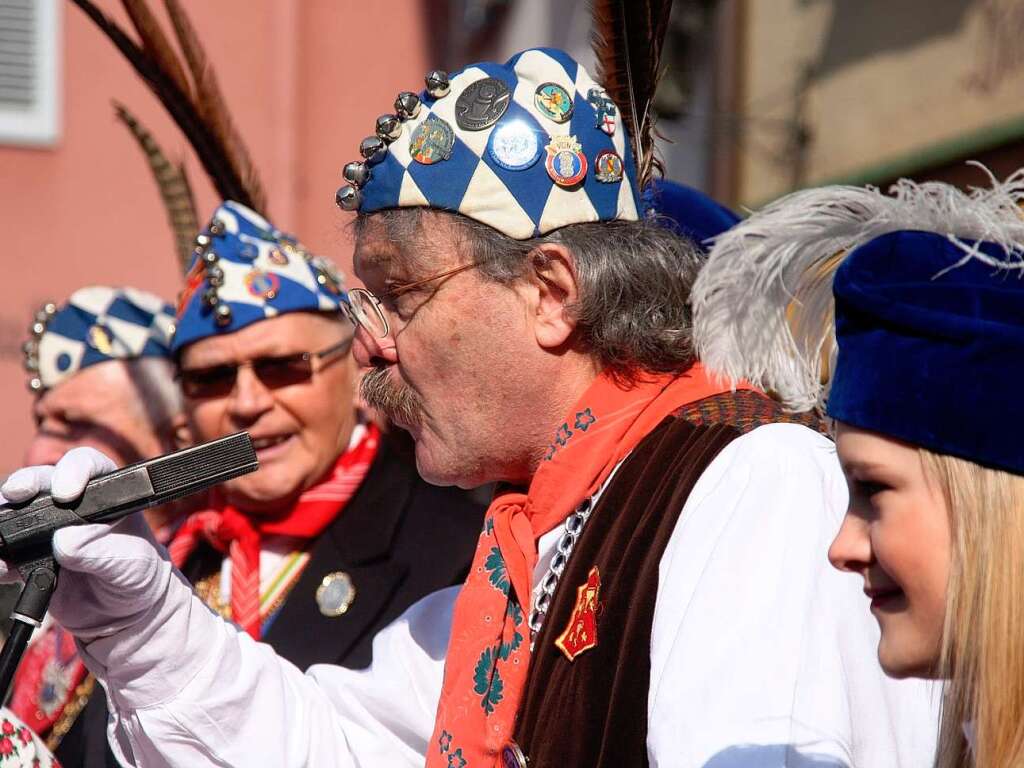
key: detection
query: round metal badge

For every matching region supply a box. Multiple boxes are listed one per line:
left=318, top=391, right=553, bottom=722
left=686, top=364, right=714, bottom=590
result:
left=594, top=149, right=624, bottom=183
left=544, top=135, right=588, bottom=187
left=500, top=741, right=529, bottom=768
left=410, top=115, right=456, bottom=165
left=455, top=76, right=511, bottom=131
left=487, top=119, right=542, bottom=171
left=534, top=82, right=574, bottom=123
left=316, top=571, right=356, bottom=617
left=245, top=268, right=279, bottom=300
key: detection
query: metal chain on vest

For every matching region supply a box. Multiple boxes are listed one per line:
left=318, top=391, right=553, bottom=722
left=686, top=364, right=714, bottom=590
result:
left=527, top=496, right=594, bottom=648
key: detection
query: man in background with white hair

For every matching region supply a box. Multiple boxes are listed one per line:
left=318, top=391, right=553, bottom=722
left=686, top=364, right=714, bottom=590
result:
left=11, top=285, right=184, bottom=765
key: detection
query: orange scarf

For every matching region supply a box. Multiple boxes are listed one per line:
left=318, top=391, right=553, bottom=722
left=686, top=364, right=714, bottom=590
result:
left=427, top=365, right=743, bottom=767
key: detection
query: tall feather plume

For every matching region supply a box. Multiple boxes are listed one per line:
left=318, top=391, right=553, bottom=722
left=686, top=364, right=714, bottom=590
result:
left=590, top=0, right=673, bottom=191
left=119, top=0, right=192, bottom=100
left=114, top=102, right=199, bottom=273
left=691, top=167, right=1024, bottom=412
left=162, top=0, right=266, bottom=214
left=69, top=0, right=266, bottom=214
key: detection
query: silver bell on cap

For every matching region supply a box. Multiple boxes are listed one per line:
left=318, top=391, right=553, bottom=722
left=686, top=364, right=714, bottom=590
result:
left=375, top=114, right=402, bottom=143
left=425, top=69, right=450, bottom=98
left=336, top=185, right=362, bottom=212
left=359, top=136, right=387, bottom=165
left=394, top=91, right=422, bottom=120
left=343, top=161, right=370, bottom=187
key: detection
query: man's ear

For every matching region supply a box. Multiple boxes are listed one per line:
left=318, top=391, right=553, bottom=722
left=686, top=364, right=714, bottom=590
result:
left=528, top=243, right=580, bottom=350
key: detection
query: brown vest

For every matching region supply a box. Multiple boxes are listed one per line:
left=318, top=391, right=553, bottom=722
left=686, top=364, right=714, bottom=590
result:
left=512, top=390, right=820, bottom=767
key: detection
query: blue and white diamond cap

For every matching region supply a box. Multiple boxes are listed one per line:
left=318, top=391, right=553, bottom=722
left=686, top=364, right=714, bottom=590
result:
left=25, top=286, right=175, bottom=392
left=349, top=47, right=640, bottom=239
left=172, top=200, right=349, bottom=354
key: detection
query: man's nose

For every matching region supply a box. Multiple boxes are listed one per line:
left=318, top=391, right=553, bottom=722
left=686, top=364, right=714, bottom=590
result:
left=226, top=366, right=275, bottom=422
left=352, top=325, right=398, bottom=368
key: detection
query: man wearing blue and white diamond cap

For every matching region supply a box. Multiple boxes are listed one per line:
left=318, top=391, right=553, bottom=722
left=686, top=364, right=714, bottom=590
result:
left=22, top=286, right=181, bottom=490
left=0, top=44, right=937, bottom=768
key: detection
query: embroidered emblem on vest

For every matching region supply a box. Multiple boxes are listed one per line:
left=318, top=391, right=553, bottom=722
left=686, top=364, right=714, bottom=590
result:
left=554, top=565, right=601, bottom=661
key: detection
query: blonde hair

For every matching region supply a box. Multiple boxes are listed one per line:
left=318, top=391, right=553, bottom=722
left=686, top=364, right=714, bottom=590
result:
left=924, top=449, right=1024, bottom=768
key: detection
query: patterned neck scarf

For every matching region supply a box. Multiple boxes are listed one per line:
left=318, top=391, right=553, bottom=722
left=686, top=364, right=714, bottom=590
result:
left=168, top=423, right=380, bottom=638
left=427, top=365, right=742, bottom=767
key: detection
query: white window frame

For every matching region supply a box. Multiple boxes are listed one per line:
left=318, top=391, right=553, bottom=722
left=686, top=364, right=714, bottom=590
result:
left=0, top=0, right=61, bottom=146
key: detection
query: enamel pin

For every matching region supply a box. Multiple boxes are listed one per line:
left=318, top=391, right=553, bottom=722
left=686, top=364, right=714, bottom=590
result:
left=554, top=565, right=601, bottom=661
left=544, top=135, right=588, bottom=187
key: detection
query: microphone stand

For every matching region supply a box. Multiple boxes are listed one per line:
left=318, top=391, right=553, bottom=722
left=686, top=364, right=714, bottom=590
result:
left=0, top=554, right=58, bottom=701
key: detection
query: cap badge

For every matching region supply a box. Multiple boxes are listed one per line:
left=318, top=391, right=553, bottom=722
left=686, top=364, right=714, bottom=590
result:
left=554, top=565, right=601, bottom=661
left=455, top=76, right=511, bottom=130
left=500, top=741, right=529, bottom=768
left=587, top=87, right=617, bottom=135
left=316, top=571, right=356, bottom=617
left=245, top=269, right=279, bottom=300
left=545, top=135, right=588, bottom=187
left=87, top=324, right=115, bottom=355
left=268, top=247, right=290, bottom=266
left=594, top=150, right=624, bottom=183
left=534, top=82, right=574, bottom=123
left=487, top=120, right=542, bottom=171
left=410, top=115, right=456, bottom=165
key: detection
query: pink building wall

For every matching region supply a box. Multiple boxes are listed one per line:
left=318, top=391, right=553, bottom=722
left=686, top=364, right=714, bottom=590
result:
left=0, top=0, right=432, bottom=475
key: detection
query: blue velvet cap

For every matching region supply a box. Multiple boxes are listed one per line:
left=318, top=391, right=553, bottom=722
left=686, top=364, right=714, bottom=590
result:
left=340, top=48, right=639, bottom=239
left=23, top=286, right=175, bottom=392
left=643, top=179, right=740, bottom=252
left=827, top=230, right=1024, bottom=475
left=172, top=201, right=348, bottom=354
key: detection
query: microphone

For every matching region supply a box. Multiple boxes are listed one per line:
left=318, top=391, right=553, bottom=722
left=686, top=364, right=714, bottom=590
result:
left=0, top=432, right=258, bottom=699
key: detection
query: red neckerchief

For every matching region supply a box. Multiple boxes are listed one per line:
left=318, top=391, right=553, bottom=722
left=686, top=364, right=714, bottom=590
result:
left=427, top=365, right=748, bottom=767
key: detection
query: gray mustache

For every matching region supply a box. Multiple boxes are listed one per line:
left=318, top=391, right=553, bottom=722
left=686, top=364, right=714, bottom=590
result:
left=360, top=368, right=425, bottom=428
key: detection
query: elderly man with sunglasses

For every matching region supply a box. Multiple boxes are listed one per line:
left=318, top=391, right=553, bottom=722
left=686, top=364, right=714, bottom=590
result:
left=0, top=50, right=938, bottom=768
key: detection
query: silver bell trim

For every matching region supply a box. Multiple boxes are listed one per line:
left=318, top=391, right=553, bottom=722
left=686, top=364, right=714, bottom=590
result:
left=375, top=114, right=402, bottom=143
left=394, top=91, right=422, bottom=121
left=214, top=303, right=233, bottom=326
left=425, top=70, right=450, bottom=98
left=359, top=136, right=387, bottom=164
left=336, top=185, right=362, bottom=211
left=343, top=161, right=370, bottom=187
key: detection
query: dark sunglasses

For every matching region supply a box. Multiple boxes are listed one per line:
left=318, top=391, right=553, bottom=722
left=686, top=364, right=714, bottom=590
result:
left=177, top=336, right=353, bottom=399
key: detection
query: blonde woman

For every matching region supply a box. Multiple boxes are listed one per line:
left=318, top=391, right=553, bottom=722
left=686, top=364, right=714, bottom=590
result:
left=692, top=171, right=1024, bottom=767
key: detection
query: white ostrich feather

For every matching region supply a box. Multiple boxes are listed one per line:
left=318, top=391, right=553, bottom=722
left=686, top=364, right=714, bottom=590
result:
left=691, top=166, right=1024, bottom=412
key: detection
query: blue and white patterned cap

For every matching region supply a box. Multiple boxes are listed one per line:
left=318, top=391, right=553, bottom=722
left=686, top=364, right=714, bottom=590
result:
left=23, top=286, right=175, bottom=392
left=172, top=200, right=348, bottom=354
left=336, top=48, right=639, bottom=239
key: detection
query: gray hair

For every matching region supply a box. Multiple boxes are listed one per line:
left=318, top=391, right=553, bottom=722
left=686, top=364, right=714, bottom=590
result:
left=355, top=209, right=703, bottom=379
left=126, top=356, right=184, bottom=442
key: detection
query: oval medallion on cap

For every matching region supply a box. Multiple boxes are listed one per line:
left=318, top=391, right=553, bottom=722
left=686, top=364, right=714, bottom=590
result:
left=455, top=76, right=511, bottom=131
left=410, top=115, right=455, bottom=165
left=534, top=82, right=574, bottom=123
left=545, top=135, right=587, bottom=187
left=487, top=119, right=542, bottom=171
left=87, top=324, right=114, bottom=355
left=594, top=149, right=624, bottom=183
left=500, top=741, right=528, bottom=768
left=245, top=269, right=279, bottom=300
left=317, top=571, right=356, bottom=617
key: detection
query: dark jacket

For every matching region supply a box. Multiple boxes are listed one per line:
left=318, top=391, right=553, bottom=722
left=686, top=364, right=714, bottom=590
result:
left=55, top=429, right=486, bottom=767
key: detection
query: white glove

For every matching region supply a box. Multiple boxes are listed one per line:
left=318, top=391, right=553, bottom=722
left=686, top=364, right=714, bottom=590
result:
left=1, top=448, right=226, bottom=708
left=0, top=447, right=167, bottom=639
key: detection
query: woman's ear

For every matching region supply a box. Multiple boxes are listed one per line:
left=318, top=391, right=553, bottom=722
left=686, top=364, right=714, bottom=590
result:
left=529, top=243, right=580, bottom=350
